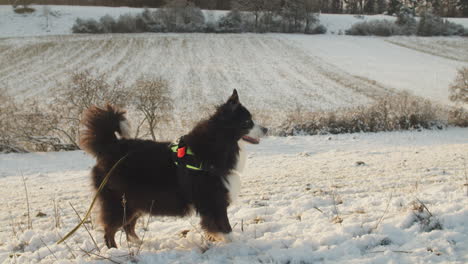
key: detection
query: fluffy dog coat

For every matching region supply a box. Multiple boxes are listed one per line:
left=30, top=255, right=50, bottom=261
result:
left=80, top=90, right=267, bottom=248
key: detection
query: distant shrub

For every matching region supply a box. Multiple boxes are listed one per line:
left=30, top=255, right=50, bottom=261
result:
left=278, top=93, right=448, bottom=136
left=395, top=6, right=416, bottom=26
left=346, top=11, right=467, bottom=37
left=346, top=20, right=401, bottom=36
left=306, top=24, right=327, bottom=34
left=395, top=7, right=418, bottom=35
left=72, top=18, right=103, bottom=34
left=417, top=12, right=466, bottom=36
left=449, top=67, right=468, bottom=104
left=99, top=15, right=117, bottom=33
left=154, top=2, right=206, bottom=32
left=217, top=10, right=243, bottom=33
left=71, top=6, right=326, bottom=34
left=448, top=108, right=468, bottom=127
left=13, top=6, right=35, bottom=14
left=114, top=14, right=138, bottom=33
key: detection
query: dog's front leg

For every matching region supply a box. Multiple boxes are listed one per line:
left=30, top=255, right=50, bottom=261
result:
left=200, top=206, right=233, bottom=242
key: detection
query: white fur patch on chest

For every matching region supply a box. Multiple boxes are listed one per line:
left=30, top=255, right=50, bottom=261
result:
left=223, top=140, right=247, bottom=204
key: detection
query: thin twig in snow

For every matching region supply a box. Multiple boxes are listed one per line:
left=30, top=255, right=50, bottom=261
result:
left=373, top=192, right=393, bottom=231
left=21, top=172, right=32, bottom=229
left=56, top=233, right=76, bottom=259
left=79, top=247, right=122, bottom=264
left=462, top=157, right=467, bottom=197
left=39, top=237, right=58, bottom=261
left=69, top=202, right=100, bottom=252
left=136, top=200, right=155, bottom=255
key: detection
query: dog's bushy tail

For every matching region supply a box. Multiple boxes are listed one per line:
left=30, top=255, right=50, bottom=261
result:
left=80, top=104, right=130, bottom=157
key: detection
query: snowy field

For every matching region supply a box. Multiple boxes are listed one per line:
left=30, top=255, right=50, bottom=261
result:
left=1, top=4, right=468, bottom=264
left=1, top=5, right=467, bottom=112
left=0, top=129, right=467, bottom=263
left=1, top=33, right=467, bottom=110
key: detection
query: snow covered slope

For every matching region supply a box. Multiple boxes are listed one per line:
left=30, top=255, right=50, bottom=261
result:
left=0, top=128, right=467, bottom=263
left=1, top=5, right=467, bottom=110
left=1, top=33, right=466, bottom=113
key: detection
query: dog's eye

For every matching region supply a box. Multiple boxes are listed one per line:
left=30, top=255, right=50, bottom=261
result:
left=243, top=120, right=253, bottom=128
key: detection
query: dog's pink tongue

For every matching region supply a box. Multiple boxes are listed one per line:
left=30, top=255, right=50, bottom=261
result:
left=242, top=136, right=260, bottom=144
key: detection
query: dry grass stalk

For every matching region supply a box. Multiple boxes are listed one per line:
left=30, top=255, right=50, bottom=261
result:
left=21, top=173, right=32, bottom=230
left=53, top=199, right=61, bottom=229
left=372, top=193, right=393, bottom=231
left=79, top=247, right=122, bottom=264
left=136, top=200, right=155, bottom=255
left=56, top=233, right=76, bottom=259
left=69, top=202, right=100, bottom=252
left=39, top=237, right=58, bottom=261
left=331, top=191, right=343, bottom=224
left=463, top=157, right=468, bottom=197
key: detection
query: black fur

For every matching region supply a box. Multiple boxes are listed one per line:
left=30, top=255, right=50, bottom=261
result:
left=80, top=90, right=257, bottom=248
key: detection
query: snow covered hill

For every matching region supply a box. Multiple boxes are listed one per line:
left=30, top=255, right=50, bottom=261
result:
left=0, top=128, right=467, bottom=263
left=1, top=5, right=467, bottom=111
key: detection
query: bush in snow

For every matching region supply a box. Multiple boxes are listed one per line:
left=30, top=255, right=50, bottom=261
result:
left=217, top=10, right=244, bottom=33
left=278, top=93, right=446, bottom=136
left=395, top=7, right=418, bottom=35
left=72, top=18, right=103, bottom=34
left=13, top=6, right=35, bottom=14
left=346, top=20, right=401, bottom=36
left=448, top=108, right=468, bottom=127
left=417, top=11, right=466, bottom=36
left=155, top=0, right=206, bottom=32
left=449, top=67, right=468, bottom=104
left=0, top=89, right=66, bottom=152
left=70, top=2, right=326, bottom=34
left=409, top=200, right=442, bottom=232
left=114, top=14, right=138, bottom=33
left=306, top=24, right=327, bottom=34
left=346, top=11, right=467, bottom=36
left=99, top=15, right=117, bottom=33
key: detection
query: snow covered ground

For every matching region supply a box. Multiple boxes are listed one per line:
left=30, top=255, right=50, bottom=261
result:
left=0, top=128, right=467, bottom=263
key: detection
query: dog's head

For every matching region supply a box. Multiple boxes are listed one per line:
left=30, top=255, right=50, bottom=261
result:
left=212, top=89, right=268, bottom=144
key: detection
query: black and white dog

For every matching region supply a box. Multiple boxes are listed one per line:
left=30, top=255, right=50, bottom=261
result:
left=80, top=90, right=267, bottom=248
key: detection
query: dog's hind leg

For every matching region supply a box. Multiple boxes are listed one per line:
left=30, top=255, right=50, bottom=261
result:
left=123, top=214, right=141, bottom=243
left=104, top=225, right=119, bottom=248
left=100, top=191, right=132, bottom=248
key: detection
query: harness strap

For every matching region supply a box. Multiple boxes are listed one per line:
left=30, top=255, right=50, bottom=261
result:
left=170, top=137, right=203, bottom=171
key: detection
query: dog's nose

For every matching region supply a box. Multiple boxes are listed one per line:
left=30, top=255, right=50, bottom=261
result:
left=262, top=126, right=268, bottom=135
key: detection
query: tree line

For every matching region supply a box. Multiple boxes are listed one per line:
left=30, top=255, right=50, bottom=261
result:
left=3, top=0, right=468, bottom=17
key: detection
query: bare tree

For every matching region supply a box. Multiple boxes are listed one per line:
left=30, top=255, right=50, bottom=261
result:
left=303, top=0, right=320, bottom=32
left=262, top=0, right=282, bottom=31
left=233, top=0, right=268, bottom=31
left=282, top=0, right=307, bottom=32
left=50, top=70, right=128, bottom=147
left=131, top=77, right=173, bottom=141
left=449, top=67, right=468, bottom=104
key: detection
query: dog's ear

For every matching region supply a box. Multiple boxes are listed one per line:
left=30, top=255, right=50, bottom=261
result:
left=227, top=89, right=239, bottom=105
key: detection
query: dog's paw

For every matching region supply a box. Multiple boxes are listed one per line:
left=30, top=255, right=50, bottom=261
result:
left=127, top=235, right=143, bottom=244
left=205, top=232, right=233, bottom=243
